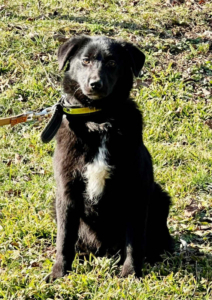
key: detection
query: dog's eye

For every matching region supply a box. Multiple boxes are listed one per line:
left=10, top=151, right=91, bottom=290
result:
left=107, top=60, right=116, bottom=67
left=82, top=58, right=90, bottom=65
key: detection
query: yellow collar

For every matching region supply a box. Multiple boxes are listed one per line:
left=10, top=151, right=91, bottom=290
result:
left=63, top=107, right=101, bottom=115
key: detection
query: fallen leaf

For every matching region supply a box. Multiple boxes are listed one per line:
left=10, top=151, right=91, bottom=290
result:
left=7, top=159, right=12, bottom=166
left=202, top=88, right=210, bottom=96
left=180, top=239, right=187, bottom=250
left=27, top=17, right=35, bottom=21
left=205, top=119, right=212, bottom=129
left=11, top=242, right=19, bottom=247
left=5, top=190, right=21, bottom=197
left=15, top=154, right=22, bottom=164
left=202, top=31, right=212, bottom=38
left=199, top=225, right=211, bottom=230
left=175, top=107, right=182, bottom=114
left=184, top=199, right=200, bottom=217
left=53, top=34, right=69, bottom=42
left=30, top=261, right=40, bottom=267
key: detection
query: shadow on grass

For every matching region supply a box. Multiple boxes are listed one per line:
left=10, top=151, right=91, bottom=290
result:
left=141, top=238, right=212, bottom=283
left=145, top=213, right=212, bottom=280
left=71, top=231, right=212, bottom=282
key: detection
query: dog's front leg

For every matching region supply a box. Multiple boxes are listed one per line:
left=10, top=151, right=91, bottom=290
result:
left=49, top=193, right=80, bottom=281
left=121, top=206, right=148, bottom=278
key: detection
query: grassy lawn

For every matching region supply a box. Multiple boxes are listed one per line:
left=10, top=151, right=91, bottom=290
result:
left=0, top=0, right=212, bottom=298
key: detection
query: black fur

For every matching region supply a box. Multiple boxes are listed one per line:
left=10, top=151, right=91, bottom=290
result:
left=47, top=35, right=173, bottom=281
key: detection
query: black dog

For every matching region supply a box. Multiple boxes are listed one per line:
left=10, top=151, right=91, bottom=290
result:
left=47, top=35, right=173, bottom=281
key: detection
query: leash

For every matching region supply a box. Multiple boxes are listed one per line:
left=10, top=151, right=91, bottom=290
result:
left=0, top=96, right=102, bottom=143
left=0, top=107, right=53, bottom=127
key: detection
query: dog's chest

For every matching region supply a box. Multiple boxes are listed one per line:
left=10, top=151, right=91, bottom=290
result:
left=83, top=134, right=113, bottom=203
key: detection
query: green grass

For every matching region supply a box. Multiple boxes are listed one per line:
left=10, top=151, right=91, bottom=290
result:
left=1, top=0, right=212, bottom=298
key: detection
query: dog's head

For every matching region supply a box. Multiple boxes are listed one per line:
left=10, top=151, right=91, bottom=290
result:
left=58, top=35, right=145, bottom=105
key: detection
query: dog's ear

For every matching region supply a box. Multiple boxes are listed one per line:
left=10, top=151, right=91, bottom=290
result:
left=124, top=43, right=145, bottom=77
left=58, top=36, right=90, bottom=71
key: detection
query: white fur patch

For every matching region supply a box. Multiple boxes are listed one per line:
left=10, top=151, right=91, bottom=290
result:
left=83, top=136, right=112, bottom=203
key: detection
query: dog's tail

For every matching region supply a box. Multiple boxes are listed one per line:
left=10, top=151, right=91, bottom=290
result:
left=145, top=183, right=174, bottom=263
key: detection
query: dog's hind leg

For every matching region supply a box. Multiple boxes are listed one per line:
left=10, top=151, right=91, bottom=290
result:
left=121, top=200, right=148, bottom=278
left=145, top=183, right=174, bottom=264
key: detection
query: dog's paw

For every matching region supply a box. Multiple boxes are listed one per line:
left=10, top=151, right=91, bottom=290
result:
left=45, top=273, right=54, bottom=283
left=86, top=121, right=112, bottom=132
left=45, top=262, right=68, bottom=282
left=121, top=259, right=142, bottom=278
left=100, top=122, right=112, bottom=131
left=121, top=264, right=135, bottom=278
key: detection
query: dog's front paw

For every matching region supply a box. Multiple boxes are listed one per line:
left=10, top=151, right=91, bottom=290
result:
left=121, top=263, right=135, bottom=278
left=86, top=121, right=112, bottom=132
left=121, top=259, right=142, bottom=278
left=45, top=262, right=68, bottom=282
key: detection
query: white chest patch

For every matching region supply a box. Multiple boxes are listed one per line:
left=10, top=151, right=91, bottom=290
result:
left=83, top=136, right=112, bottom=203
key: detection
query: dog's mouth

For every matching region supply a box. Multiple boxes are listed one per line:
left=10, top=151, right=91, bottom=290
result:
left=85, top=92, right=108, bottom=100
left=64, top=80, right=112, bottom=107
left=81, top=85, right=109, bottom=100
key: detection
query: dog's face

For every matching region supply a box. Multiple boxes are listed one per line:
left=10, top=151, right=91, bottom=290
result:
left=58, top=36, right=145, bottom=102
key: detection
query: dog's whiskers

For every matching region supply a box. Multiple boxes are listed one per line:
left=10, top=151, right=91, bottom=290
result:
left=73, top=86, right=81, bottom=97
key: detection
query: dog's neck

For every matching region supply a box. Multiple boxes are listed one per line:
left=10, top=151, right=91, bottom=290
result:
left=63, top=94, right=84, bottom=108
left=64, top=93, right=111, bottom=110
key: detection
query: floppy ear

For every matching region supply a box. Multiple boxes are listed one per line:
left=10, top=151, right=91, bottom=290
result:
left=124, top=43, right=145, bottom=77
left=58, top=35, right=90, bottom=71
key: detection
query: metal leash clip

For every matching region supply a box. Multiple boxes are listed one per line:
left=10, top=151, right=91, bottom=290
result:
left=0, top=106, right=54, bottom=127
left=25, top=107, right=54, bottom=122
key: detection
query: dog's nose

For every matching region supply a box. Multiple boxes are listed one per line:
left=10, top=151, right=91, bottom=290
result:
left=90, top=80, right=103, bottom=91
